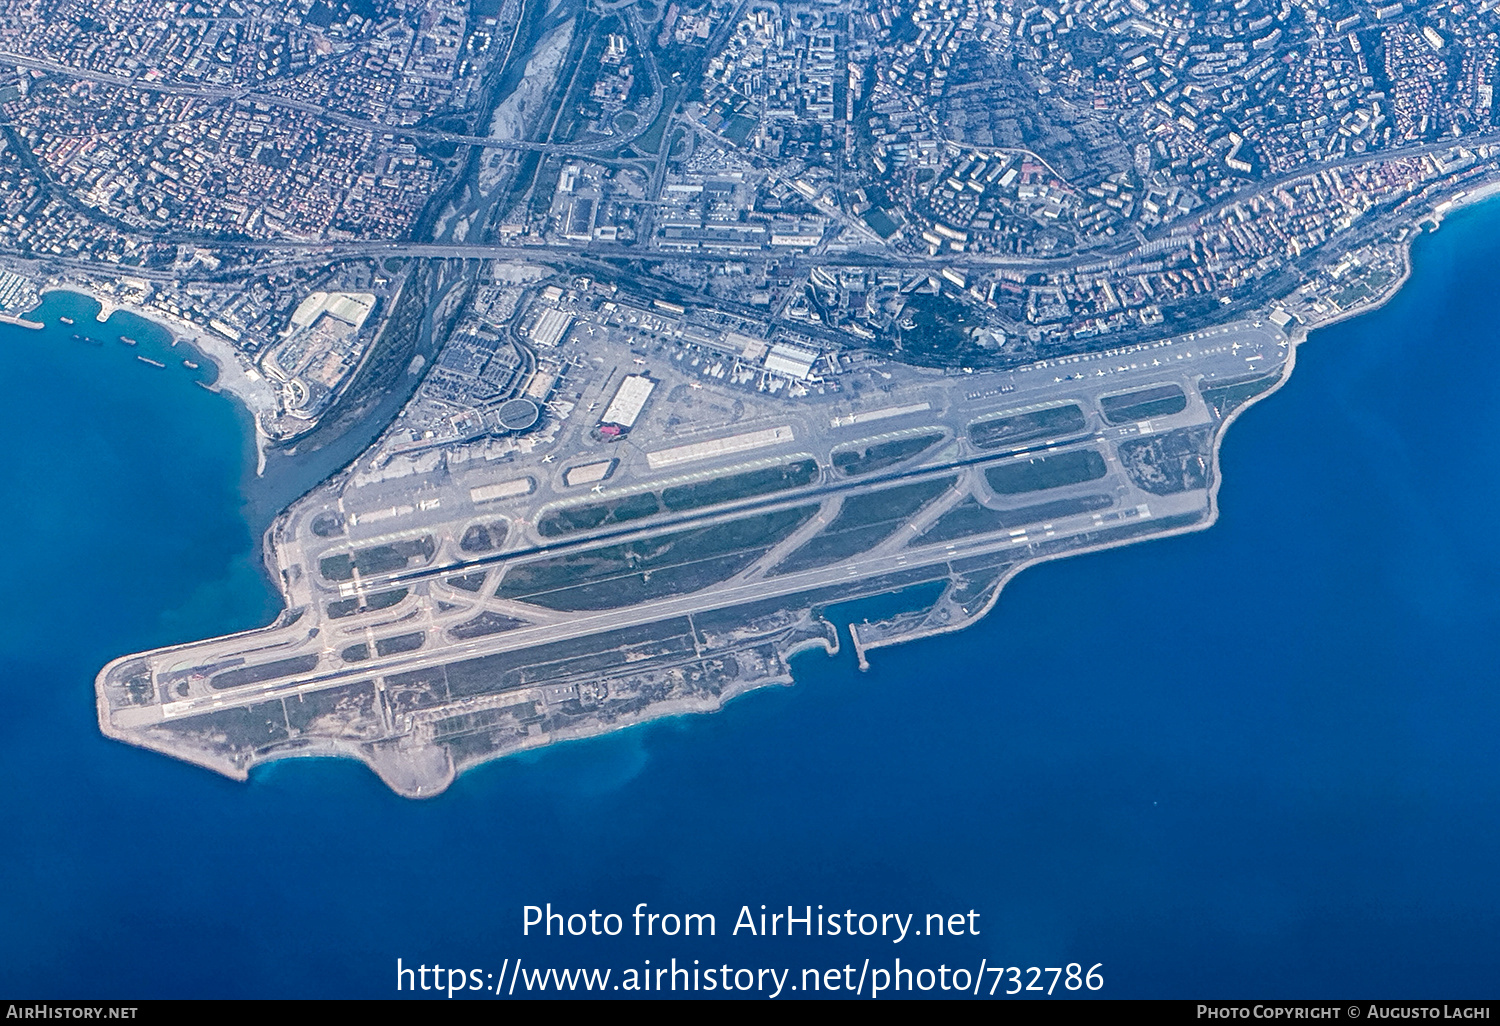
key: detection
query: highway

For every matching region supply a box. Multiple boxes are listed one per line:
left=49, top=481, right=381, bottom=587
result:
left=34, top=130, right=1488, bottom=275
left=0, top=44, right=658, bottom=157
left=4, top=48, right=1495, bottom=288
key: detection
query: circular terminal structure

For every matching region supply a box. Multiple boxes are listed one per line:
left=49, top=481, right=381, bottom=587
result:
left=497, top=397, right=541, bottom=432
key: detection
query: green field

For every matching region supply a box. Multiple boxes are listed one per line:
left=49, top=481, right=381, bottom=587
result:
left=327, top=587, right=409, bottom=619
left=774, top=477, right=954, bottom=575
left=460, top=522, right=509, bottom=553
left=537, top=460, right=821, bottom=538
left=861, top=208, right=900, bottom=239
left=661, top=459, right=819, bottom=511
left=721, top=113, right=758, bottom=146
left=537, top=491, right=661, bottom=537
left=448, top=612, right=527, bottom=640
left=1099, top=384, right=1187, bottom=425
left=631, top=88, right=678, bottom=154
left=445, top=573, right=487, bottom=593
left=1117, top=427, right=1212, bottom=495
left=210, top=654, right=320, bottom=691
left=376, top=632, right=427, bottom=657
left=984, top=449, right=1108, bottom=495
left=969, top=404, right=1086, bottom=449
left=1200, top=372, right=1280, bottom=419
left=319, top=536, right=435, bottom=581
left=497, top=506, right=818, bottom=610
left=832, top=433, right=943, bottom=476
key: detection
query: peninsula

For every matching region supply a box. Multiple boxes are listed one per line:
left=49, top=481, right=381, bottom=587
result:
left=0, top=0, right=1485, bottom=793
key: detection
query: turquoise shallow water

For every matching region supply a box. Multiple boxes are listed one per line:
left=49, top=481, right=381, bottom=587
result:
left=1, top=206, right=1499, bottom=998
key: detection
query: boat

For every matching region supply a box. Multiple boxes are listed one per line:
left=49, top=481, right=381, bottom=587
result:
left=119, top=336, right=137, bottom=346
left=182, top=360, right=199, bottom=370
left=71, top=333, right=101, bottom=345
left=59, top=316, right=74, bottom=325
left=137, top=356, right=165, bottom=368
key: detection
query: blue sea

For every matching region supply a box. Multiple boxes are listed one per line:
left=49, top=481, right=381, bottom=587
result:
left=2, top=203, right=1499, bottom=999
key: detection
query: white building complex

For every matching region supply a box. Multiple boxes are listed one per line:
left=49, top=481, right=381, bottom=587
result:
left=600, top=373, right=656, bottom=429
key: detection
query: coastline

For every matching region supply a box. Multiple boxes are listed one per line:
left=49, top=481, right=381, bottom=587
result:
left=1428, top=176, right=1500, bottom=227
left=14, top=188, right=1500, bottom=1000
left=851, top=339, right=1300, bottom=667
left=94, top=612, right=821, bottom=798
left=1294, top=181, right=1500, bottom=339
left=42, top=285, right=279, bottom=473
left=848, top=194, right=1500, bottom=666
left=84, top=184, right=1500, bottom=795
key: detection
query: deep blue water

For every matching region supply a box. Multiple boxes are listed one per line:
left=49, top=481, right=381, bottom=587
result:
left=2, top=202, right=1499, bottom=998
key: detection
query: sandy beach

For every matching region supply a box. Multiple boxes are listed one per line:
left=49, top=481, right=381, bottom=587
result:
left=45, top=284, right=280, bottom=472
